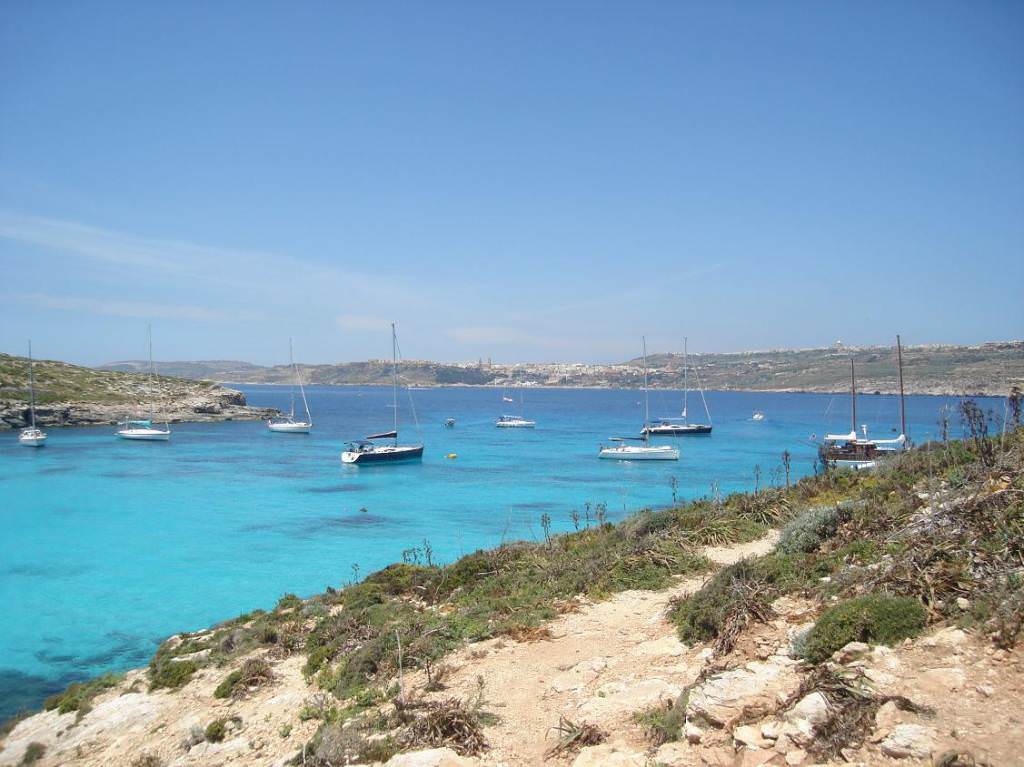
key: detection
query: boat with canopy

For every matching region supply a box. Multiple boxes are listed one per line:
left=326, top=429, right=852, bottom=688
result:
left=643, top=336, right=712, bottom=436
left=599, top=337, right=679, bottom=461
left=341, top=323, right=424, bottom=464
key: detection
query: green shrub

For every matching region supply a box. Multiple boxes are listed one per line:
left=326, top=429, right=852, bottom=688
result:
left=276, top=593, right=303, bottom=611
left=213, top=670, right=242, bottom=699
left=802, top=594, right=926, bottom=663
left=19, top=742, right=45, bottom=766
left=43, top=673, right=121, bottom=715
left=148, top=659, right=197, bottom=691
left=633, top=694, right=685, bottom=744
left=778, top=505, right=842, bottom=554
left=204, top=718, right=227, bottom=742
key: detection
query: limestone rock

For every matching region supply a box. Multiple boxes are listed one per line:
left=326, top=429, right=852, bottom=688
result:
left=734, top=723, right=772, bottom=749
left=687, top=659, right=800, bottom=727
left=655, top=741, right=693, bottom=766
left=879, top=723, right=936, bottom=759
left=578, top=678, right=680, bottom=719
left=384, top=748, right=480, bottom=767
left=832, top=641, right=870, bottom=664
left=685, top=721, right=704, bottom=743
left=921, top=627, right=967, bottom=649
left=572, top=742, right=647, bottom=767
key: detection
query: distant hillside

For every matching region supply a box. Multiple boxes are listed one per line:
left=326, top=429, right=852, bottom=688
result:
left=0, top=354, right=275, bottom=428
left=95, top=340, right=1024, bottom=396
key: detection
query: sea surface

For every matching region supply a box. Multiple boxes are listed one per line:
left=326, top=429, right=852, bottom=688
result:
left=0, top=385, right=1003, bottom=719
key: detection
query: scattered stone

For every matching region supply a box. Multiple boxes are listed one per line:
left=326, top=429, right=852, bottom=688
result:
left=578, top=678, right=680, bottom=719
left=922, top=627, right=967, bottom=649
left=956, top=597, right=971, bottom=611
left=784, top=750, right=807, bottom=766
left=880, top=723, right=937, bottom=759
left=734, top=724, right=772, bottom=749
left=833, top=641, right=870, bottom=664
left=685, top=721, right=704, bottom=743
left=571, top=742, right=646, bottom=767
left=761, top=720, right=782, bottom=740
left=976, top=684, right=994, bottom=697
left=785, top=692, right=830, bottom=727
left=384, top=748, right=480, bottom=767
left=687, top=659, right=800, bottom=727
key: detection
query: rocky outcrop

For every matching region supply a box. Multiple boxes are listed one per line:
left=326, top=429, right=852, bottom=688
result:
left=0, top=387, right=275, bottom=430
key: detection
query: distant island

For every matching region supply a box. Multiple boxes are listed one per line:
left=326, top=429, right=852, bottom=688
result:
left=99, top=340, right=1022, bottom=397
left=0, top=354, right=276, bottom=429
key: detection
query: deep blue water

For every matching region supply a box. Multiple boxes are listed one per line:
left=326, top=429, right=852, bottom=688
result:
left=0, top=385, right=1000, bottom=719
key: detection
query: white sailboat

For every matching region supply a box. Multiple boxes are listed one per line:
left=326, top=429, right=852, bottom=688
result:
left=643, top=337, right=713, bottom=436
left=341, top=323, right=424, bottom=464
left=18, top=341, right=47, bottom=447
left=599, top=337, right=679, bottom=461
left=496, top=389, right=536, bottom=428
left=268, top=338, right=313, bottom=433
left=117, top=325, right=171, bottom=441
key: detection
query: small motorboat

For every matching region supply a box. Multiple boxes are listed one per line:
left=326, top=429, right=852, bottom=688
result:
left=752, top=411, right=765, bottom=421
left=444, top=418, right=456, bottom=428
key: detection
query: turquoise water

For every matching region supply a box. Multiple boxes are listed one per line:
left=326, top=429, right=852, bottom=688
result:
left=0, top=386, right=999, bottom=719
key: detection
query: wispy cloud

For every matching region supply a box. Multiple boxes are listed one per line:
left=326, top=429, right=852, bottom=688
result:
left=336, top=314, right=393, bottom=332
left=0, top=210, right=423, bottom=309
left=6, top=292, right=258, bottom=322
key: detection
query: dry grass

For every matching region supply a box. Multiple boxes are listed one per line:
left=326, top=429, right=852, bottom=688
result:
left=543, top=716, right=606, bottom=759
left=391, top=696, right=491, bottom=756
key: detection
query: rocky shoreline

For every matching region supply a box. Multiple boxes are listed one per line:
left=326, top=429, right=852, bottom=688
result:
left=0, top=387, right=277, bottom=430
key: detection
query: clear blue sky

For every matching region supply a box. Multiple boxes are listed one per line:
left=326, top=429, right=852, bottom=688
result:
left=1, top=1, right=1022, bottom=365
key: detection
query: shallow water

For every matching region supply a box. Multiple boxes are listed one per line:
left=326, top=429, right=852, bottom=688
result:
left=0, top=385, right=997, bottom=718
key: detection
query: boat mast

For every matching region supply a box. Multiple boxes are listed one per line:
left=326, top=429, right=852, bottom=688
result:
left=897, top=334, right=906, bottom=439
left=850, top=357, right=857, bottom=436
left=642, top=336, right=650, bottom=441
left=293, top=339, right=311, bottom=424
left=682, top=337, right=688, bottom=422
left=148, top=323, right=155, bottom=422
left=28, top=340, right=36, bottom=428
left=288, top=338, right=296, bottom=420
left=392, top=322, right=399, bottom=441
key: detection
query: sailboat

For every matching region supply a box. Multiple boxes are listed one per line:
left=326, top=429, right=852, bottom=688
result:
left=267, top=339, right=312, bottom=433
left=341, top=323, right=424, bottom=464
left=116, top=325, right=171, bottom=441
left=496, top=390, right=536, bottom=428
left=599, top=337, right=679, bottom=461
left=643, top=337, right=712, bottom=435
left=821, top=336, right=908, bottom=470
left=18, top=341, right=47, bottom=447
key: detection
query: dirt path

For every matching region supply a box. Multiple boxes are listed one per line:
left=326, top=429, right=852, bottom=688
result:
left=420, top=532, right=780, bottom=765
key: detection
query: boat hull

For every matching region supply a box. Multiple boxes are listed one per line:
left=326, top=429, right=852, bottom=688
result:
left=496, top=419, right=535, bottom=428
left=117, top=429, right=171, bottom=441
left=19, top=430, right=47, bottom=447
left=341, top=444, right=424, bottom=464
left=598, top=445, right=679, bottom=461
left=268, top=421, right=312, bottom=434
left=642, top=424, right=712, bottom=436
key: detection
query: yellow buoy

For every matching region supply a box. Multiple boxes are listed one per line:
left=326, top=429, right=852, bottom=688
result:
left=446, top=453, right=457, bottom=459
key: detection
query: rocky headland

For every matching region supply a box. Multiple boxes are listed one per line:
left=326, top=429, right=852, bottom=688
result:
left=2, top=427, right=1022, bottom=767
left=0, top=353, right=276, bottom=430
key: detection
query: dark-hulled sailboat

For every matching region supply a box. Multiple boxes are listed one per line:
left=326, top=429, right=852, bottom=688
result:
left=642, top=336, right=713, bottom=436
left=341, top=323, right=424, bottom=465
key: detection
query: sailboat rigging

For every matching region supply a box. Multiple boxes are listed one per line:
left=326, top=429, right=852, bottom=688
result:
left=820, top=336, right=909, bottom=470
left=116, top=325, right=171, bottom=441
left=643, top=337, right=713, bottom=435
left=599, top=337, right=679, bottom=461
left=267, top=339, right=313, bottom=433
left=18, top=340, right=47, bottom=447
left=496, top=388, right=536, bottom=428
left=341, top=323, right=424, bottom=464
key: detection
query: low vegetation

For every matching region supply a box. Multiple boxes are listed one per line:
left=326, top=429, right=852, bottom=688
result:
left=671, top=425, right=1024, bottom=663
left=802, top=595, right=927, bottom=662
left=43, top=673, right=122, bottom=717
